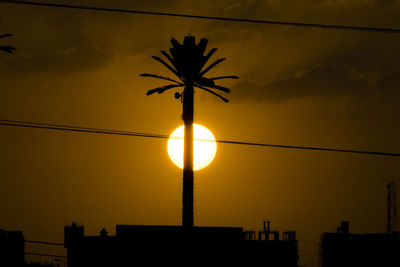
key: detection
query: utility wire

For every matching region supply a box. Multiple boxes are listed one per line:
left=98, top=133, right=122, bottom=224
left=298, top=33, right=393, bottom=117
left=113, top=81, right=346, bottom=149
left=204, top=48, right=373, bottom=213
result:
left=1, top=0, right=400, bottom=33
left=1, top=119, right=399, bottom=158
left=25, top=240, right=65, bottom=246
left=0, top=119, right=169, bottom=139
left=25, top=252, right=67, bottom=258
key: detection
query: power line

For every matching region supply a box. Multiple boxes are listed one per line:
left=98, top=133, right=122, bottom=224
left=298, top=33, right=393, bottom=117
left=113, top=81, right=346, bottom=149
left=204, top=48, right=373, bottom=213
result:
left=1, top=119, right=399, bottom=157
left=216, top=139, right=400, bottom=157
left=1, top=0, right=400, bottom=33
left=25, top=252, right=67, bottom=258
left=0, top=119, right=169, bottom=139
left=25, top=240, right=64, bottom=246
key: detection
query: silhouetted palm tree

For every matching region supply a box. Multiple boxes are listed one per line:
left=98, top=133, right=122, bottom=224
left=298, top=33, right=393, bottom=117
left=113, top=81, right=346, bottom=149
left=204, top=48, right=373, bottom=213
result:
left=141, top=35, right=237, bottom=227
left=0, top=33, right=16, bottom=53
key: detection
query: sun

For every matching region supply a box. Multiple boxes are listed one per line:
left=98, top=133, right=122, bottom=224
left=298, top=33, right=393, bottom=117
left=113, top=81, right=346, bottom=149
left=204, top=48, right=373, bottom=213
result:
left=167, top=124, right=217, bottom=171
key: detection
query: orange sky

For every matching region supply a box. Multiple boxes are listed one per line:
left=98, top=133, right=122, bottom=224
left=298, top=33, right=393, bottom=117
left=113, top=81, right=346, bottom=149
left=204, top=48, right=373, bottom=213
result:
left=1, top=1, right=400, bottom=266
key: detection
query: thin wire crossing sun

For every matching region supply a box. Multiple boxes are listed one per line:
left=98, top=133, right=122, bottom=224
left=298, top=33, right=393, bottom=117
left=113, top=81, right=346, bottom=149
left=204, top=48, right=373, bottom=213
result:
left=140, top=35, right=238, bottom=102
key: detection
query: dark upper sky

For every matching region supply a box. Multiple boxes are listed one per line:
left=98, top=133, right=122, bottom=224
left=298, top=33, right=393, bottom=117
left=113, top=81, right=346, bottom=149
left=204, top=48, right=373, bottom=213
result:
left=1, top=0, right=400, bottom=265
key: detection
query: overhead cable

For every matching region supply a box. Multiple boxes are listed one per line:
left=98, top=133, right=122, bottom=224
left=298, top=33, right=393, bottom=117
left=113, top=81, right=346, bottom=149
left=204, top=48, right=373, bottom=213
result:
left=1, top=0, right=400, bottom=33
left=1, top=119, right=399, bottom=157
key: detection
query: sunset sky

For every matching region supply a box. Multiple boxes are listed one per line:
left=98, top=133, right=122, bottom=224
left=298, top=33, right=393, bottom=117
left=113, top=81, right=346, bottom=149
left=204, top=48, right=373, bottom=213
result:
left=1, top=0, right=400, bottom=265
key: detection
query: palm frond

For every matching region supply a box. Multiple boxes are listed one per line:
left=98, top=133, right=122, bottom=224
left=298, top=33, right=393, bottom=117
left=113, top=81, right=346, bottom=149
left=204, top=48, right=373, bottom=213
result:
left=196, top=77, right=215, bottom=87
left=200, top=48, right=217, bottom=70
left=197, top=38, right=209, bottom=56
left=146, top=84, right=183, bottom=96
left=140, top=73, right=183, bottom=85
left=169, top=38, right=182, bottom=60
left=201, top=84, right=230, bottom=93
left=152, top=56, right=180, bottom=79
left=200, top=58, right=226, bottom=76
left=160, top=50, right=181, bottom=77
left=0, top=34, right=13, bottom=39
left=209, top=75, right=239, bottom=80
left=0, top=46, right=16, bottom=53
left=196, top=85, right=229, bottom=103
left=170, top=38, right=182, bottom=50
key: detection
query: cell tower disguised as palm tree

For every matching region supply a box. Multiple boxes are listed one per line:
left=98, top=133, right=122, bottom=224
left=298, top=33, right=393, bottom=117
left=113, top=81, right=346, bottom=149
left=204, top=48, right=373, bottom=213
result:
left=141, top=35, right=237, bottom=228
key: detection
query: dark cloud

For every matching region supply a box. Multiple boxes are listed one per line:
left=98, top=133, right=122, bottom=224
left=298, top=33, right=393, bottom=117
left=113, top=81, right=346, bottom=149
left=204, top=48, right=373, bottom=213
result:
left=319, top=0, right=397, bottom=8
left=2, top=42, right=113, bottom=74
left=375, top=0, right=396, bottom=6
left=231, top=64, right=400, bottom=102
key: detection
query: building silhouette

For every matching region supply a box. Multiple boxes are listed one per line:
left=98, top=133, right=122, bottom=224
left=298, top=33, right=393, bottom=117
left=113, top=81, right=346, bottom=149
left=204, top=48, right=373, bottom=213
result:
left=0, top=228, right=25, bottom=267
left=65, top=221, right=298, bottom=266
left=26, top=263, right=61, bottom=267
left=320, top=221, right=400, bottom=267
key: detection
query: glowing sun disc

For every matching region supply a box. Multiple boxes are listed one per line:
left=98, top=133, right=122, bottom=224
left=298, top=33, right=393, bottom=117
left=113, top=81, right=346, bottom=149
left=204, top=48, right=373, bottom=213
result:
left=167, top=124, right=217, bottom=171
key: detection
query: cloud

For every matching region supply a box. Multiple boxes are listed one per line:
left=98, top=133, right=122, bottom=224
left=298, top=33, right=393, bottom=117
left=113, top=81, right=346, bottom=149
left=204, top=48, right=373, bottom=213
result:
left=319, top=0, right=397, bottom=7
left=3, top=43, right=113, bottom=74
left=231, top=64, right=400, bottom=102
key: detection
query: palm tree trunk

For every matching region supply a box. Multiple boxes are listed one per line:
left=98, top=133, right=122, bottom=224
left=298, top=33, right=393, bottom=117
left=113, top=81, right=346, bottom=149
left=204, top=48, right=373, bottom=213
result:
left=182, top=85, right=194, bottom=228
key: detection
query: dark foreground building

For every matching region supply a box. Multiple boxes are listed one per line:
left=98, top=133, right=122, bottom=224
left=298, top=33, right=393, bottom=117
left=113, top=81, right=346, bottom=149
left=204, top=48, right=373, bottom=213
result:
left=0, top=229, right=25, bottom=267
left=320, top=221, right=400, bottom=267
left=65, top=221, right=298, bottom=267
